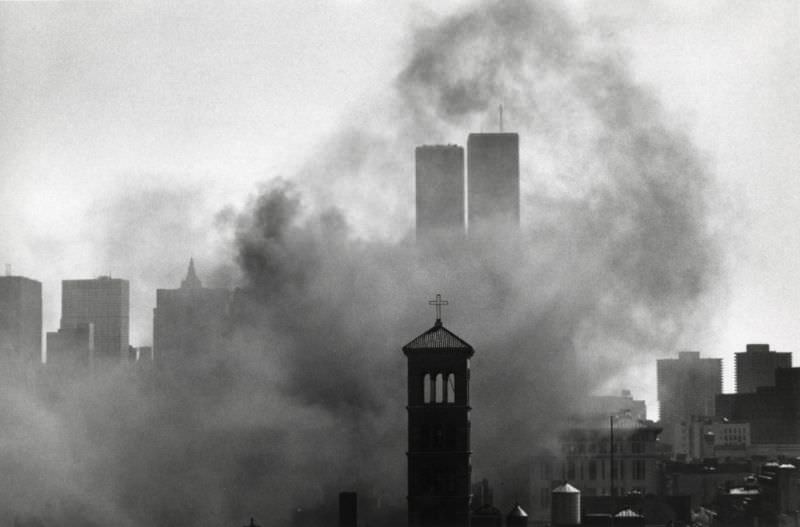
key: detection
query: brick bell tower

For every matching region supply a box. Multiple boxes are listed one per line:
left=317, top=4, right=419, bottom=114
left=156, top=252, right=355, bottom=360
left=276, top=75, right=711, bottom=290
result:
left=403, top=294, right=474, bottom=527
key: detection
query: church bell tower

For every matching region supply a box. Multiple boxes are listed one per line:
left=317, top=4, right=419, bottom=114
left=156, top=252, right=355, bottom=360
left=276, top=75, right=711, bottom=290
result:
left=403, top=294, right=473, bottom=527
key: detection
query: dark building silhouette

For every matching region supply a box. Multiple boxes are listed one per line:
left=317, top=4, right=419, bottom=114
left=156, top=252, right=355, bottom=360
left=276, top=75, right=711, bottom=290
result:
left=0, top=275, right=42, bottom=363
left=339, top=492, right=357, bottom=527
left=153, top=259, right=230, bottom=362
left=46, top=323, right=93, bottom=369
left=657, top=351, right=721, bottom=453
left=471, top=504, right=502, bottom=527
left=403, top=297, right=474, bottom=527
left=467, top=133, right=519, bottom=232
left=735, top=343, right=792, bottom=394
left=60, top=276, right=129, bottom=362
left=717, top=367, right=800, bottom=445
left=416, top=145, right=465, bottom=241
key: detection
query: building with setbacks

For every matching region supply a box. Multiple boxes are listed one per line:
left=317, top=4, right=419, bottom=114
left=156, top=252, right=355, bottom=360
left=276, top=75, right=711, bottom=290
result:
left=415, top=145, right=465, bottom=241
left=717, top=367, right=800, bottom=447
left=60, top=276, right=129, bottom=363
left=153, top=259, right=230, bottom=363
left=467, top=133, right=519, bottom=232
left=403, top=296, right=473, bottom=527
left=0, top=274, right=42, bottom=364
left=735, top=343, right=792, bottom=394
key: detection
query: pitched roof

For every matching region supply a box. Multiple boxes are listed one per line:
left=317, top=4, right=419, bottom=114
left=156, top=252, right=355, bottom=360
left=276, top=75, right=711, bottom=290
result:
left=402, top=320, right=474, bottom=353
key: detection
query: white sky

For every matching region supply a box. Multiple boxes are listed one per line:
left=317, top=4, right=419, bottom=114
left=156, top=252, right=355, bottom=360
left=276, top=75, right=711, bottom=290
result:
left=1, top=1, right=798, bottom=414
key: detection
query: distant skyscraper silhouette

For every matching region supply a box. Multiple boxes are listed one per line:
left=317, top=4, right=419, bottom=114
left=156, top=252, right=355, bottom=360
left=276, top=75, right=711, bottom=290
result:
left=467, top=133, right=519, bottom=231
left=415, top=145, right=466, bottom=241
left=0, top=275, right=42, bottom=363
left=735, top=343, right=792, bottom=393
left=153, top=259, right=230, bottom=362
left=403, top=295, right=473, bottom=527
left=657, top=351, right=722, bottom=454
left=60, top=276, right=129, bottom=362
left=46, top=323, right=94, bottom=369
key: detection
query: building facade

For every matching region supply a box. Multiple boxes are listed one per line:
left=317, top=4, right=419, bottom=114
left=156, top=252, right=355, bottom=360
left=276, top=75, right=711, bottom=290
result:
left=60, top=276, right=129, bottom=362
left=0, top=275, right=42, bottom=363
left=717, top=367, right=800, bottom=445
left=657, top=351, right=722, bottom=452
left=735, top=343, right=792, bottom=394
left=528, top=416, right=664, bottom=523
left=467, top=133, right=519, bottom=232
left=46, top=323, right=94, bottom=370
left=153, top=260, right=230, bottom=363
left=403, top=310, right=474, bottom=527
left=415, top=145, right=466, bottom=241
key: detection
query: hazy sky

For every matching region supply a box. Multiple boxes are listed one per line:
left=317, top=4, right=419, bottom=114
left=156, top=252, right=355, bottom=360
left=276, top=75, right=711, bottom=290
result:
left=1, top=1, right=799, bottom=410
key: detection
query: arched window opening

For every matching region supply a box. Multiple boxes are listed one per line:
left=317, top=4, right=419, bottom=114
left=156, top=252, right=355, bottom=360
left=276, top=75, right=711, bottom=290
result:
left=435, top=373, right=444, bottom=403
left=447, top=373, right=455, bottom=403
left=423, top=373, right=431, bottom=403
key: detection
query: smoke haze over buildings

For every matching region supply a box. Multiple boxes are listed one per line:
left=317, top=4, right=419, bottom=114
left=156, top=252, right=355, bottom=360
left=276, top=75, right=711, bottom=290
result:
left=0, top=1, right=728, bottom=526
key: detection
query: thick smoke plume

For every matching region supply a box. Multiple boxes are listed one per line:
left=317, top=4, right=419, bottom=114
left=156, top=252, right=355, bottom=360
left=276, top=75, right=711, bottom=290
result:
left=4, top=1, right=720, bottom=526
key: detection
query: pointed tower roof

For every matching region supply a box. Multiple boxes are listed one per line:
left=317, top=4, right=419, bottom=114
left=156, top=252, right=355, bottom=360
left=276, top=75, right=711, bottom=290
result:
left=402, top=319, right=474, bottom=354
left=180, top=258, right=203, bottom=289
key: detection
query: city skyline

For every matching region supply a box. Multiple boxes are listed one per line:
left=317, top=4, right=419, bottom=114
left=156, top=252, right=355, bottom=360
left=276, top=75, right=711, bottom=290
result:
left=0, top=1, right=798, bottom=525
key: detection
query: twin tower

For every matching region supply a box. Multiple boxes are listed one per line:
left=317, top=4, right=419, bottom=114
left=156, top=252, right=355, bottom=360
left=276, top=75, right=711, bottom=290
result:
left=415, top=132, right=519, bottom=239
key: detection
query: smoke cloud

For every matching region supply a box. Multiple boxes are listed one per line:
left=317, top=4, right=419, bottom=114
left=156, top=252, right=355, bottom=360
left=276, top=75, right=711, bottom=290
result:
left=4, top=1, right=721, bottom=526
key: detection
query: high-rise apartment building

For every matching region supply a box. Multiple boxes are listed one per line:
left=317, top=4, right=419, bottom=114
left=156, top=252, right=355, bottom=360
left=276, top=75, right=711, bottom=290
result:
left=735, top=343, right=792, bottom=393
left=0, top=275, right=42, bottom=363
left=467, top=133, right=519, bottom=231
left=415, top=145, right=465, bottom=240
left=153, top=260, right=229, bottom=363
left=60, top=276, right=129, bottom=362
left=657, top=351, right=722, bottom=453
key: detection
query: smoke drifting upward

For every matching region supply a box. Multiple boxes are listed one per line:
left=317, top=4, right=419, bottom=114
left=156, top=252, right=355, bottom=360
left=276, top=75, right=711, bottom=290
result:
left=235, top=0, right=719, bottom=509
left=4, top=1, right=721, bottom=526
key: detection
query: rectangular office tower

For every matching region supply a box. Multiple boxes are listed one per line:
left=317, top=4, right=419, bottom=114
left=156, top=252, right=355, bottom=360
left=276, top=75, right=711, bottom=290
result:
left=415, top=145, right=465, bottom=240
left=735, top=343, right=792, bottom=393
left=61, top=276, right=129, bottom=362
left=467, top=133, right=519, bottom=231
left=658, top=351, right=722, bottom=455
left=0, top=275, right=42, bottom=363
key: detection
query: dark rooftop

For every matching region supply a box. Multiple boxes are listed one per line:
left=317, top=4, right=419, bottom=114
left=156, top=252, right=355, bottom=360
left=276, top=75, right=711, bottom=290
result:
left=402, top=320, right=474, bottom=354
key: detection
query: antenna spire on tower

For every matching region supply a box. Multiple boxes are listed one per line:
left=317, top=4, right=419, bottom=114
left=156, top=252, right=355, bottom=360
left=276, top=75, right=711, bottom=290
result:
left=499, top=104, right=504, bottom=132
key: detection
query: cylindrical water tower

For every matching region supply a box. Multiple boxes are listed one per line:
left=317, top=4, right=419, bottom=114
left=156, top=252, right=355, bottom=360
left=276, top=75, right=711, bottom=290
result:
left=506, top=503, right=528, bottom=527
left=551, top=483, right=581, bottom=526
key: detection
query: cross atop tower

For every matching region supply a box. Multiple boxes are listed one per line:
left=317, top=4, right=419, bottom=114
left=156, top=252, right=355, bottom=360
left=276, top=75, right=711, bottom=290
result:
left=428, top=293, right=449, bottom=324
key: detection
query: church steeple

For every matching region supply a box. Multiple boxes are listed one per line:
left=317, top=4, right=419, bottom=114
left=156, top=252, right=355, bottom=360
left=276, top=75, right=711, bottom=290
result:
left=181, top=258, right=203, bottom=289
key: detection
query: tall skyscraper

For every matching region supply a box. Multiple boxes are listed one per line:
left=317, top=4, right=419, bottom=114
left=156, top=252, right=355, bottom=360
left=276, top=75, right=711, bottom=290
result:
left=46, top=323, right=94, bottom=370
left=0, top=275, right=42, bottom=363
left=403, top=295, right=473, bottom=527
left=415, top=145, right=465, bottom=240
left=467, top=133, right=519, bottom=231
left=153, top=259, right=230, bottom=363
left=657, top=351, right=722, bottom=454
left=735, top=343, right=792, bottom=393
left=60, top=276, right=129, bottom=362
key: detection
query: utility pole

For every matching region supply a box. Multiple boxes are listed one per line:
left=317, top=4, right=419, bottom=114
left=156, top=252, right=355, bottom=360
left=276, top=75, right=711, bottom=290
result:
left=610, top=415, right=616, bottom=522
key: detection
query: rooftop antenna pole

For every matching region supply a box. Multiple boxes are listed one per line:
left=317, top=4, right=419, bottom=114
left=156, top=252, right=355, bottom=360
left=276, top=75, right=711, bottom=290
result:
left=499, top=104, right=504, bottom=132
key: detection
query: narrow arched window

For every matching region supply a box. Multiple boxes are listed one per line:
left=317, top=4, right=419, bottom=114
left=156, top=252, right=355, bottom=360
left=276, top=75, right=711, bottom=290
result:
left=435, top=373, right=444, bottom=403
left=423, top=373, right=431, bottom=403
left=447, top=373, right=455, bottom=403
